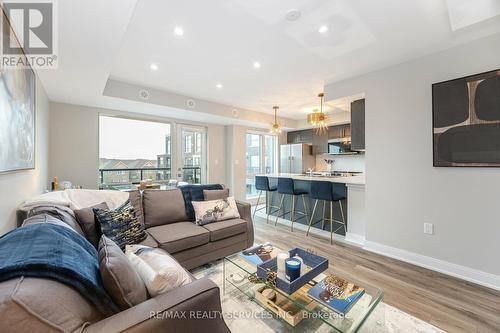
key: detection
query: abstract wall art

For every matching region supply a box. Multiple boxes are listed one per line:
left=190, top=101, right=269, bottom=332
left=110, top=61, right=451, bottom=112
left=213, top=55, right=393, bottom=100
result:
left=432, top=69, right=500, bottom=167
left=0, top=10, right=36, bottom=173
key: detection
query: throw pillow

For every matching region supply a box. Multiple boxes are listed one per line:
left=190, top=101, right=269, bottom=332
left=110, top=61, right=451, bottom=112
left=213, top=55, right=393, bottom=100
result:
left=203, top=188, right=229, bottom=200
left=125, top=244, right=192, bottom=297
left=75, top=202, right=109, bottom=247
left=192, top=197, right=240, bottom=226
left=98, top=236, right=148, bottom=310
left=94, top=201, right=147, bottom=251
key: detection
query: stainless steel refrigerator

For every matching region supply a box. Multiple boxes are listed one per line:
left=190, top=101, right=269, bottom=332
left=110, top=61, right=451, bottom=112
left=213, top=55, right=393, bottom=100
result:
left=280, top=144, right=315, bottom=173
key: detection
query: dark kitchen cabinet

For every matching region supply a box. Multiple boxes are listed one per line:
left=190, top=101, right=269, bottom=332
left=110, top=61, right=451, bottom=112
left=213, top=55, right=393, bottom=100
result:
left=351, top=99, right=365, bottom=150
left=328, top=125, right=345, bottom=139
left=343, top=124, right=351, bottom=138
left=287, top=129, right=313, bottom=144
left=312, top=131, right=328, bottom=154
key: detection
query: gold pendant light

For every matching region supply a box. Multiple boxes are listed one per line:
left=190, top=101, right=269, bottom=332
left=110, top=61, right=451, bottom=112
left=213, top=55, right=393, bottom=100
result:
left=270, top=106, right=282, bottom=134
left=307, top=92, right=328, bottom=135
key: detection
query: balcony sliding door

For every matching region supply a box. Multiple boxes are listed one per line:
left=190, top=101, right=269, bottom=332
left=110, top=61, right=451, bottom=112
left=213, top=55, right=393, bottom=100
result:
left=245, top=132, right=277, bottom=199
left=99, top=116, right=207, bottom=190
left=176, top=125, right=206, bottom=184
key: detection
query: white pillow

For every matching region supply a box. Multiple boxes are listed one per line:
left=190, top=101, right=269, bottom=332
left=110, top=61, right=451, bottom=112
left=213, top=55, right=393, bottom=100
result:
left=192, top=196, right=240, bottom=225
left=125, top=245, right=191, bottom=297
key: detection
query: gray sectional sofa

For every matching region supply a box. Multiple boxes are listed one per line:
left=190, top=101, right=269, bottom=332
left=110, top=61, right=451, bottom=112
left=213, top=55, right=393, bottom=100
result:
left=1, top=187, right=254, bottom=333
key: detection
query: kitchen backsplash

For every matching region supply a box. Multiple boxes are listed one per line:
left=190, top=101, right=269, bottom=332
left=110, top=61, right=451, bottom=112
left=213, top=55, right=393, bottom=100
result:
left=315, top=154, right=365, bottom=173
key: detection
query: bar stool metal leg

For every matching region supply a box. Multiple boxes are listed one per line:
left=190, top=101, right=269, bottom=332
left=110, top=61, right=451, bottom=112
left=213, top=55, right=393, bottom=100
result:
left=266, top=191, right=273, bottom=224
left=306, top=199, right=319, bottom=236
left=330, top=201, right=334, bottom=244
left=321, top=200, right=326, bottom=230
left=290, top=195, right=296, bottom=232
left=253, top=190, right=262, bottom=219
left=337, top=200, right=347, bottom=233
left=301, top=194, right=309, bottom=224
left=274, top=194, right=285, bottom=227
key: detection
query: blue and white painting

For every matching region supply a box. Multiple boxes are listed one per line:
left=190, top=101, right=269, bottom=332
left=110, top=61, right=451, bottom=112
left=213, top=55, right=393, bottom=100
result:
left=0, top=12, right=36, bottom=173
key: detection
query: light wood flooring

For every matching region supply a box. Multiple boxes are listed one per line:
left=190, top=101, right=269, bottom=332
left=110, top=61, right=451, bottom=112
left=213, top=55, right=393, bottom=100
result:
left=252, top=216, right=500, bottom=333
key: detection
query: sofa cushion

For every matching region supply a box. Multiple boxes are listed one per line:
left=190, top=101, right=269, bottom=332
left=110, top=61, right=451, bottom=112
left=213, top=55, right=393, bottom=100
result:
left=139, top=232, right=159, bottom=248
left=125, top=245, right=192, bottom=297
left=143, top=189, right=188, bottom=227
left=203, top=188, right=229, bottom=200
left=147, top=222, right=210, bottom=254
left=22, top=213, right=78, bottom=233
left=179, top=184, right=224, bottom=220
left=94, top=201, right=147, bottom=251
left=0, top=277, right=103, bottom=333
left=201, top=218, right=247, bottom=242
left=98, top=236, right=148, bottom=310
left=74, top=202, right=109, bottom=247
left=128, top=190, right=144, bottom=226
left=28, top=205, right=85, bottom=236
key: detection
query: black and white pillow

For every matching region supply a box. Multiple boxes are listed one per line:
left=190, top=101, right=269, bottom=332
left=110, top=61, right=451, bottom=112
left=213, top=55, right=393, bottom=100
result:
left=192, top=197, right=240, bottom=226
left=94, top=201, right=147, bottom=251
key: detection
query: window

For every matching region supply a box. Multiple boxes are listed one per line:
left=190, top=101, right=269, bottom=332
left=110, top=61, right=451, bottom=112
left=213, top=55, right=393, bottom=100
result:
left=245, top=133, right=277, bottom=199
left=99, top=116, right=172, bottom=190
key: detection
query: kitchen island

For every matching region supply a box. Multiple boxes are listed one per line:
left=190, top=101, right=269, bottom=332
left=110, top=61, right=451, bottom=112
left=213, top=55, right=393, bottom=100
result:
left=256, top=173, right=366, bottom=245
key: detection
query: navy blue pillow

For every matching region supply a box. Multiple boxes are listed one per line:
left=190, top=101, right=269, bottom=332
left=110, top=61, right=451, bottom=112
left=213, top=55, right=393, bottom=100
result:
left=179, top=184, right=224, bottom=220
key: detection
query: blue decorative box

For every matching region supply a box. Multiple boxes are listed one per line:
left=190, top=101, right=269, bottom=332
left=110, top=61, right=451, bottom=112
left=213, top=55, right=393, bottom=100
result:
left=256, top=248, right=328, bottom=295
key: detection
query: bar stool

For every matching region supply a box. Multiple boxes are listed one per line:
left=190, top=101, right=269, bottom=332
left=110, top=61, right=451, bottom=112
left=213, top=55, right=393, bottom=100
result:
left=253, top=176, right=279, bottom=223
left=306, top=181, right=346, bottom=244
left=275, top=178, right=309, bottom=232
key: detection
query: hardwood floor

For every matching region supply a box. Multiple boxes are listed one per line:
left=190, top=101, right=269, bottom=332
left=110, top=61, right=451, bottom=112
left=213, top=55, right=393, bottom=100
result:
left=252, top=216, right=500, bottom=333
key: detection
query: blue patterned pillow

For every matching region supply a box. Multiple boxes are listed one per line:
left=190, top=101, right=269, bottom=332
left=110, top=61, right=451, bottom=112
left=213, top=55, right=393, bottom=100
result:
left=94, top=201, right=147, bottom=251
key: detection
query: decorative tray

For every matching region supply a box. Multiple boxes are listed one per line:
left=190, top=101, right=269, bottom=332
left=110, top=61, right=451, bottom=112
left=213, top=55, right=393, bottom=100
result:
left=256, top=247, right=328, bottom=295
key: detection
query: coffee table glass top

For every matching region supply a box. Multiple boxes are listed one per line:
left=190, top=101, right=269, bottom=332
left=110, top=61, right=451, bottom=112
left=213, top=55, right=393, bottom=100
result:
left=223, top=250, right=384, bottom=333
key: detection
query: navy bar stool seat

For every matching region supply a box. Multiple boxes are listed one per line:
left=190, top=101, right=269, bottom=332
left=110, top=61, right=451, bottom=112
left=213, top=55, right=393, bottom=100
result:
left=306, top=180, right=346, bottom=244
left=275, top=178, right=309, bottom=232
left=253, top=176, right=279, bottom=223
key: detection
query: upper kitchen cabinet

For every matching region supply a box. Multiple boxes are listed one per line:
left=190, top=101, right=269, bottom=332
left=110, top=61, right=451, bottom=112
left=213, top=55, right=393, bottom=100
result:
left=328, top=125, right=347, bottom=139
left=287, top=129, right=313, bottom=144
left=351, top=99, right=365, bottom=150
left=312, top=131, right=328, bottom=154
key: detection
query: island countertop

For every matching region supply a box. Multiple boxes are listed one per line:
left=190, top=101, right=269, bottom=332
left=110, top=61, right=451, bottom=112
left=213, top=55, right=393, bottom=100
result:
left=260, top=173, right=366, bottom=186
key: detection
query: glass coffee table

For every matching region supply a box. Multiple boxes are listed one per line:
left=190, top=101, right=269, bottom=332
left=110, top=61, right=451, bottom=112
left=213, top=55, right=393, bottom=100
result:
left=223, top=251, right=384, bottom=333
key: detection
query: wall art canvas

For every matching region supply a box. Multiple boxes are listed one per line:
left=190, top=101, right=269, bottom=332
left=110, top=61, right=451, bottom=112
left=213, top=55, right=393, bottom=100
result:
left=0, top=10, right=36, bottom=173
left=432, top=69, right=500, bottom=167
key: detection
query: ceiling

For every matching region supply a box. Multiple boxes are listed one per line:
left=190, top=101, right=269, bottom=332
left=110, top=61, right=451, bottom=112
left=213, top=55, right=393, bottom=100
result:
left=37, top=0, right=500, bottom=125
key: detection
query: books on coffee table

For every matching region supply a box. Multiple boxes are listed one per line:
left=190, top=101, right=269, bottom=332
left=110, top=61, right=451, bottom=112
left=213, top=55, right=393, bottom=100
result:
left=307, top=274, right=365, bottom=315
left=238, top=243, right=280, bottom=266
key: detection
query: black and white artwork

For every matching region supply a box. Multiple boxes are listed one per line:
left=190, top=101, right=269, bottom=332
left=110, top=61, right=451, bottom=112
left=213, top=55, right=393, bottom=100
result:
left=432, top=69, right=500, bottom=167
left=0, top=11, right=36, bottom=173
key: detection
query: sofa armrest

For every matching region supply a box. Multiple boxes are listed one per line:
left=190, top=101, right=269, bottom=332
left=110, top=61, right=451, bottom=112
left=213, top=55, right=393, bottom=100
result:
left=83, top=278, right=230, bottom=333
left=236, top=200, right=254, bottom=248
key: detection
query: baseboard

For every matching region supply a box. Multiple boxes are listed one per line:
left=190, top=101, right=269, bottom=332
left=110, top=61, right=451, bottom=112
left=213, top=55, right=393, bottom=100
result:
left=364, top=241, right=500, bottom=291
left=345, top=232, right=366, bottom=247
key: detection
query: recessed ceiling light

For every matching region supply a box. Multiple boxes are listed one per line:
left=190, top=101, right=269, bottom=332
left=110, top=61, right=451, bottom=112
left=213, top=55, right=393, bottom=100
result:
left=318, top=25, right=329, bottom=34
left=216, top=83, right=223, bottom=89
left=253, top=61, right=261, bottom=69
left=174, top=26, right=184, bottom=36
left=150, top=63, right=158, bottom=71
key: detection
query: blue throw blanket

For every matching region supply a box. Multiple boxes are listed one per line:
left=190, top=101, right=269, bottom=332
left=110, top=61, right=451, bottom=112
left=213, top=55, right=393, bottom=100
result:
left=0, top=223, right=118, bottom=316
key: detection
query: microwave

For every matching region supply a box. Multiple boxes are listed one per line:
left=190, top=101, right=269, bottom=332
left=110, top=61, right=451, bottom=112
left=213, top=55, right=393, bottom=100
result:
left=328, top=139, right=358, bottom=155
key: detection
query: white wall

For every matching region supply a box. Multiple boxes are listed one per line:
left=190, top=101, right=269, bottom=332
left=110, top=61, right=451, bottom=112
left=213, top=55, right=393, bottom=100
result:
left=325, top=33, right=500, bottom=280
left=0, top=77, right=49, bottom=235
left=49, top=102, right=226, bottom=189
